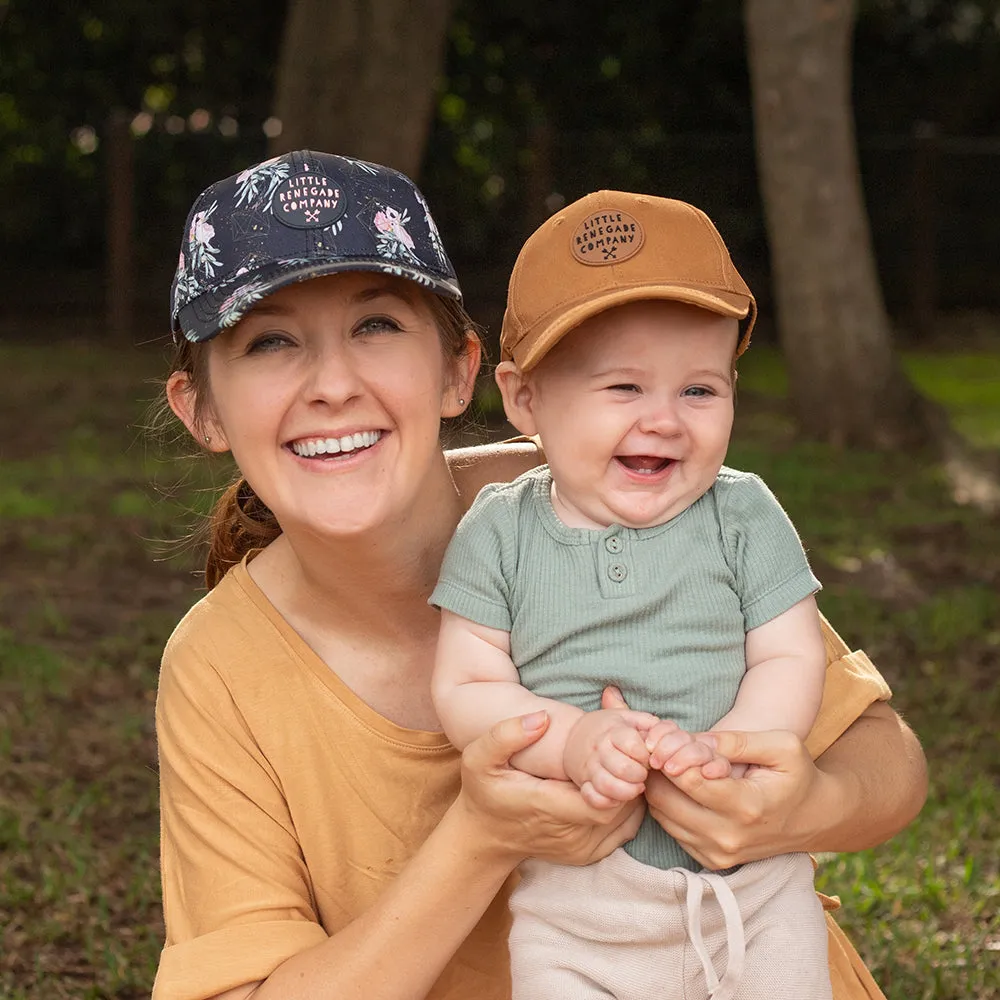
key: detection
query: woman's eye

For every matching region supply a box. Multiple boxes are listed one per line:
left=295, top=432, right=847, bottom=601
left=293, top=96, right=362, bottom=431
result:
left=608, top=383, right=641, bottom=394
left=247, top=332, right=292, bottom=353
left=355, top=314, right=402, bottom=336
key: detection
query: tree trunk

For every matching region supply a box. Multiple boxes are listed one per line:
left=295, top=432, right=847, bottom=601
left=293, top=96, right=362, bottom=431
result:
left=270, top=0, right=454, bottom=179
left=744, top=0, right=936, bottom=449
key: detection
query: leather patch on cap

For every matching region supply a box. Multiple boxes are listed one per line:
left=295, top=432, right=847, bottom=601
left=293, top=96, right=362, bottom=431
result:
left=570, top=210, right=644, bottom=265
left=272, top=173, right=348, bottom=229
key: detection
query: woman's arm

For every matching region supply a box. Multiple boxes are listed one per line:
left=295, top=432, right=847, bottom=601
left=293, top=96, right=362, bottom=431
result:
left=628, top=612, right=927, bottom=871
left=794, top=698, right=926, bottom=851
left=210, top=790, right=516, bottom=1000
left=204, top=714, right=644, bottom=1000
left=446, top=440, right=540, bottom=511
left=636, top=699, right=926, bottom=872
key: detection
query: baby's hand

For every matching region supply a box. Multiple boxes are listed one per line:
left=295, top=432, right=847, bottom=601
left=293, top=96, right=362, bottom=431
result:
left=646, top=720, right=733, bottom=780
left=563, top=709, right=658, bottom=809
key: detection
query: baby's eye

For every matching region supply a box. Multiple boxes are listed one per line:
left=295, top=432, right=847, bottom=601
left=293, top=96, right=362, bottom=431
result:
left=354, top=314, right=403, bottom=336
left=608, top=383, right=641, bottom=394
left=682, top=385, right=715, bottom=398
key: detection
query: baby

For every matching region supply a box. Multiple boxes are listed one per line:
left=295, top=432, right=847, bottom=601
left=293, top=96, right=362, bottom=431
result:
left=431, top=192, right=831, bottom=1000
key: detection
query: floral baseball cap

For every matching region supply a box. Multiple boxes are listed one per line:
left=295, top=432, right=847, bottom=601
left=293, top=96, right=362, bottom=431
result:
left=170, top=150, right=463, bottom=343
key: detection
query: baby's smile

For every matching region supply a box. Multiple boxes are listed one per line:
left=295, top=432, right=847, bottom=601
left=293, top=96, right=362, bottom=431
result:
left=615, top=455, right=674, bottom=475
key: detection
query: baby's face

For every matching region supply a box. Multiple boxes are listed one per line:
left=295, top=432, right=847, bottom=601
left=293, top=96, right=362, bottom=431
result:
left=528, top=300, right=738, bottom=529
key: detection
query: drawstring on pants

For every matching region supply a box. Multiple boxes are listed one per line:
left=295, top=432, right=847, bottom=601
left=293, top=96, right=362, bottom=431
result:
left=680, top=868, right=746, bottom=1000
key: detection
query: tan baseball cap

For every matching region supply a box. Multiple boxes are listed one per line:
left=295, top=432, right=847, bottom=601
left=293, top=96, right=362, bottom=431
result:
left=500, top=190, right=757, bottom=371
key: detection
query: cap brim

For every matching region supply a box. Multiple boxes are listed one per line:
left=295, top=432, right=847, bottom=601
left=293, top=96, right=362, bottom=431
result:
left=514, top=283, right=755, bottom=371
left=175, top=258, right=463, bottom=344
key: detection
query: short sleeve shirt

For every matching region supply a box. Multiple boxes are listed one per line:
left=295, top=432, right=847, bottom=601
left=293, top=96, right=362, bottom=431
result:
left=154, top=515, right=891, bottom=997
left=153, top=561, right=512, bottom=1000
left=431, top=466, right=821, bottom=869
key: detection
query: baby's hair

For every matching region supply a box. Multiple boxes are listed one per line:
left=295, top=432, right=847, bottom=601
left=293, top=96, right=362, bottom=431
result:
left=161, top=290, right=482, bottom=589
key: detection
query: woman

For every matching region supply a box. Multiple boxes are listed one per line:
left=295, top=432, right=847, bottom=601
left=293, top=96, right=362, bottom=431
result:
left=154, top=150, right=926, bottom=1000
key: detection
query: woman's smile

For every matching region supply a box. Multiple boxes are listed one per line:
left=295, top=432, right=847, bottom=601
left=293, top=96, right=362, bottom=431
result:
left=289, top=429, right=385, bottom=460
left=199, top=272, right=465, bottom=539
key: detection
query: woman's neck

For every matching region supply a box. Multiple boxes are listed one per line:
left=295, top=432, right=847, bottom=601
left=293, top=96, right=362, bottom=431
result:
left=249, top=459, right=464, bottom=645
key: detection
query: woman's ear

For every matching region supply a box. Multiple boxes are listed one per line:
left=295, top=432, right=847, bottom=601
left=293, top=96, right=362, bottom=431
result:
left=494, top=361, right=539, bottom=437
left=166, top=370, right=230, bottom=453
left=441, top=330, right=483, bottom=418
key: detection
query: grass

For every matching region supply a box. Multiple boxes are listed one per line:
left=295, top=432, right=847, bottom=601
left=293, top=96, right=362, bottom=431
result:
left=1, top=336, right=999, bottom=997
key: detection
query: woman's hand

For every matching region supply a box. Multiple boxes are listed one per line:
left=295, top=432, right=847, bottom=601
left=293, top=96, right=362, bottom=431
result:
left=457, top=710, right=645, bottom=868
left=599, top=685, right=825, bottom=871
left=643, top=729, right=826, bottom=870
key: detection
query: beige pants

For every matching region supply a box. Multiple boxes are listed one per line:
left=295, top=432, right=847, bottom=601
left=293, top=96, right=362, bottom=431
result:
left=508, top=850, right=831, bottom=1000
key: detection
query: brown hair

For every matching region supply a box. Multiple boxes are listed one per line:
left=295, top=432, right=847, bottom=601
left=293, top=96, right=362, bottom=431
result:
left=164, top=289, right=481, bottom=590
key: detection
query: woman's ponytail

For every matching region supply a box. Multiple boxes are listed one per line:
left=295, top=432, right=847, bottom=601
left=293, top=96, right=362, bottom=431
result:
left=204, top=476, right=281, bottom=589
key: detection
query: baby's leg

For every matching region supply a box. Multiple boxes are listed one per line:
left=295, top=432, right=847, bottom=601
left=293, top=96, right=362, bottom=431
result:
left=727, top=853, right=832, bottom=1000
left=508, top=852, right=698, bottom=1000
left=508, top=858, right=614, bottom=999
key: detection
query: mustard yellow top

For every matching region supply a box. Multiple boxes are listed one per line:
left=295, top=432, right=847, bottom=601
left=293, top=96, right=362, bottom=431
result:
left=153, top=558, right=890, bottom=1000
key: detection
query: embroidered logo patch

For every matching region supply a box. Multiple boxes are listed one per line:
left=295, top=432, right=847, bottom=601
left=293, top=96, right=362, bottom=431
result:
left=570, top=210, right=644, bottom=265
left=271, top=173, right=348, bottom=229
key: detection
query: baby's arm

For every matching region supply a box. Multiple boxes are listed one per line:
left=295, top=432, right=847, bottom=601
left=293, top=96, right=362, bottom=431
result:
left=714, top=595, right=826, bottom=739
left=433, top=611, right=656, bottom=801
left=432, top=609, right=586, bottom=780
left=648, top=596, right=826, bottom=778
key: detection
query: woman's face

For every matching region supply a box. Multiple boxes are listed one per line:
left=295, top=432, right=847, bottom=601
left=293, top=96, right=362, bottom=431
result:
left=171, top=272, right=477, bottom=542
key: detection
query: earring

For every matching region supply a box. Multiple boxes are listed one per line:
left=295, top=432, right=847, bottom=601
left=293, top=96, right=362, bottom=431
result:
left=204, top=434, right=211, bottom=444
left=458, top=398, right=466, bottom=406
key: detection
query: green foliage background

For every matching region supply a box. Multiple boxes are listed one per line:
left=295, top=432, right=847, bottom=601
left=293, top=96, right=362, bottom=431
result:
left=3, top=0, right=1000, bottom=324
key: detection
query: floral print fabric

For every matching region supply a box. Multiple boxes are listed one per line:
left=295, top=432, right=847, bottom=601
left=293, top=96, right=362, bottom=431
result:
left=171, top=150, right=462, bottom=344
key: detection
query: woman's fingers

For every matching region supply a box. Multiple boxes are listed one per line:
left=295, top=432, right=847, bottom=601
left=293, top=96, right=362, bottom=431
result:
left=461, top=709, right=651, bottom=868
left=702, top=729, right=804, bottom=770
left=643, top=729, right=819, bottom=869
left=600, top=685, right=628, bottom=710
left=572, top=796, right=646, bottom=862
left=642, top=770, right=719, bottom=866
left=595, top=796, right=645, bottom=849
left=463, top=711, right=551, bottom=773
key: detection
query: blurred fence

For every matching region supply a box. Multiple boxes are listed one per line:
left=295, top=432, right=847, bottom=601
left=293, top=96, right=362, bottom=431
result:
left=1, top=113, right=998, bottom=347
